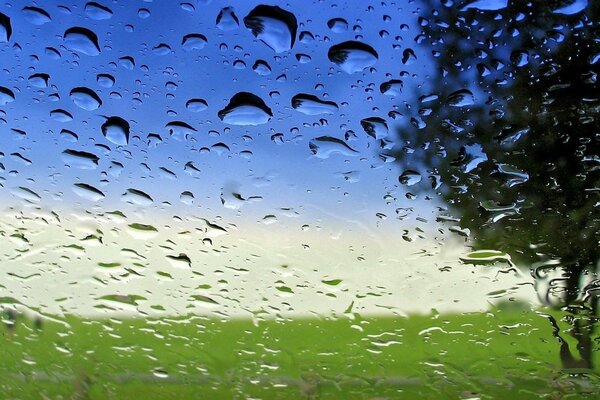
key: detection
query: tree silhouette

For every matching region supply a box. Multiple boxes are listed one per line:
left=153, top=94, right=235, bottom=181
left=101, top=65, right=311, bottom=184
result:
left=397, top=0, right=600, bottom=367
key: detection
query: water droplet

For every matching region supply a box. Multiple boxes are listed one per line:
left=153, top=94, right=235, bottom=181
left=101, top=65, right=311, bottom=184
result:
left=0, top=86, right=15, bottom=105
left=85, top=2, right=113, bottom=20
left=360, top=117, right=388, bottom=139
left=70, top=87, right=102, bottom=111
left=50, top=109, right=73, bottom=122
left=101, top=117, right=130, bottom=145
left=446, top=89, right=474, bottom=107
left=553, top=0, right=588, bottom=15
left=180, top=191, right=194, bottom=205
left=380, top=80, right=403, bottom=96
left=216, top=7, right=239, bottom=31
left=22, top=6, right=51, bottom=25
left=122, top=188, right=153, bottom=206
left=96, top=73, right=115, bottom=88
left=0, top=13, right=11, bottom=42
left=64, top=27, right=101, bottom=56
left=28, top=73, right=49, bottom=88
left=73, top=183, right=105, bottom=201
left=252, top=59, right=271, bottom=75
left=291, top=94, right=338, bottom=115
left=218, top=92, right=272, bottom=125
left=459, top=0, right=508, bottom=11
left=460, top=250, right=512, bottom=265
left=243, top=5, right=298, bottom=53
left=309, top=136, right=358, bottom=159
left=399, top=170, right=422, bottom=186
left=327, top=18, right=348, bottom=33
left=62, top=149, right=99, bottom=169
left=328, top=41, right=378, bottom=74
left=186, top=98, right=208, bottom=112
left=182, top=34, right=207, bottom=51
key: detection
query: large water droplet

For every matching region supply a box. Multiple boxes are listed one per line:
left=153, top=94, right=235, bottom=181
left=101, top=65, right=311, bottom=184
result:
left=0, top=13, right=11, bottom=42
left=399, top=170, right=422, bottom=186
left=553, top=0, right=588, bottom=14
left=0, top=86, right=15, bottom=105
left=64, top=27, right=101, bottom=56
left=328, top=41, right=378, bottom=74
left=218, top=92, right=272, bottom=125
left=73, top=183, right=105, bottom=201
left=122, top=188, right=153, bottom=206
left=70, top=87, right=102, bottom=111
left=186, top=99, right=208, bottom=112
left=62, top=149, right=99, bottom=169
left=28, top=73, right=49, bottom=88
left=244, top=5, right=297, bottom=53
left=380, top=80, right=403, bottom=96
left=85, top=2, right=113, bottom=20
left=291, top=94, right=338, bottom=115
left=309, top=136, right=358, bottom=159
left=446, top=89, right=475, bottom=107
left=459, top=0, right=508, bottom=11
left=182, top=34, right=207, bottom=51
left=96, top=73, right=115, bottom=88
left=102, top=117, right=130, bottom=145
left=22, top=6, right=51, bottom=25
left=216, top=7, right=239, bottom=31
left=327, top=18, right=348, bottom=33
left=360, top=117, right=388, bottom=139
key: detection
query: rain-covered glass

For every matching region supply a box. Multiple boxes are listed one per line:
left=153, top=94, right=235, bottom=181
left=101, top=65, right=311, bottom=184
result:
left=1, top=0, right=598, bottom=398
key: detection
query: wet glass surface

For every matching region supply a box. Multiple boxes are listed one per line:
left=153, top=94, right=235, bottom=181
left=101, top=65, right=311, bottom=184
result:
left=0, top=0, right=598, bottom=398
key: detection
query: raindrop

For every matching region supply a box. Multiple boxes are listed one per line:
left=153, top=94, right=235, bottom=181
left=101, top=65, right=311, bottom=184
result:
left=186, top=99, right=208, bottom=112
left=243, top=5, right=298, bottom=53
left=0, top=13, right=11, bottom=42
left=327, top=18, right=348, bottom=33
left=328, top=41, right=378, bottom=74
left=446, top=89, right=475, bottom=107
left=122, top=188, right=153, bottom=206
left=28, top=73, right=49, bottom=88
left=252, top=60, right=271, bottom=75
left=101, top=117, right=130, bottom=145
left=459, top=0, right=508, bottom=11
left=216, top=7, right=239, bottom=31
left=73, top=183, right=105, bottom=201
left=553, top=0, right=588, bottom=15
left=399, top=170, right=422, bottom=186
left=22, top=6, right=51, bottom=25
left=97, top=73, right=115, bottom=88
left=180, top=191, right=194, bottom=205
left=0, top=86, right=15, bottom=105
left=70, top=87, right=102, bottom=111
left=153, top=43, right=171, bottom=55
left=291, top=94, right=338, bottom=115
left=309, top=136, right=358, bottom=159
left=64, top=27, right=101, bottom=56
left=218, top=92, right=273, bottom=125
left=50, top=109, right=73, bottom=122
left=85, top=2, right=113, bottom=20
left=182, top=34, right=207, bottom=50
left=62, top=149, right=99, bottom=169
left=460, top=250, right=512, bottom=265
left=380, top=80, right=403, bottom=96
left=360, top=117, right=388, bottom=139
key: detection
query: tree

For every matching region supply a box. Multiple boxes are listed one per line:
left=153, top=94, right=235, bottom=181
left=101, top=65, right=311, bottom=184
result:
left=396, top=0, right=600, bottom=367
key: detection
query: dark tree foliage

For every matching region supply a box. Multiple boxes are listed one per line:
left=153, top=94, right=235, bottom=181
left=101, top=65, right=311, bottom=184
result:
left=397, top=0, right=599, bottom=365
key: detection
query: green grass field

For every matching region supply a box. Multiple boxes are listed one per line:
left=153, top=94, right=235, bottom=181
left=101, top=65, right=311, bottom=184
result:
left=1, top=305, right=598, bottom=399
